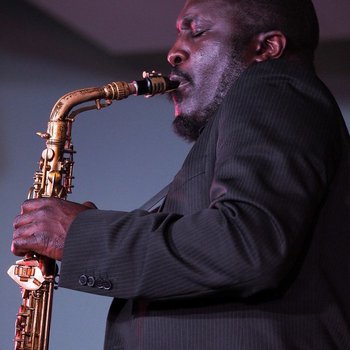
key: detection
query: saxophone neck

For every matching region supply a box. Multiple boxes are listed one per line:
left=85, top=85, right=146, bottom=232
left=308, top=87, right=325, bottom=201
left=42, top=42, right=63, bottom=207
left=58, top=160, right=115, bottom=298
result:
left=48, top=71, right=179, bottom=122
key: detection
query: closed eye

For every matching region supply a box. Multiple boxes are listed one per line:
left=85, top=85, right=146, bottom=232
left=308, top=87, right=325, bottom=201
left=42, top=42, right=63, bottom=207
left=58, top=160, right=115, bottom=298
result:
left=192, top=29, right=207, bottom=38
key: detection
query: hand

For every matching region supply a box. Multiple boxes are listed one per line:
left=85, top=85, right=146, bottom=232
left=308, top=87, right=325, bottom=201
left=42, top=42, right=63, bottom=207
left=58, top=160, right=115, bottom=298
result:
left=12, top=198, right=96, bottom=261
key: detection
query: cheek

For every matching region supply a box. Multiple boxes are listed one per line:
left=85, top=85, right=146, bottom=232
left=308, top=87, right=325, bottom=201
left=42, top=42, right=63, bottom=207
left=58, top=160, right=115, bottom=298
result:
left=194, top=42, right=231, bottom=78
left=197, top=46, right=220, bottom=71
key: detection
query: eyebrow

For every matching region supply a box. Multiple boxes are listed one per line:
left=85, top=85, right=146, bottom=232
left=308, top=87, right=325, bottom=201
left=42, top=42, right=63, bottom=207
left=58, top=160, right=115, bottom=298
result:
left=177, top=15, right=212, bottom=31
left=176, top=15, right=194, bottom=31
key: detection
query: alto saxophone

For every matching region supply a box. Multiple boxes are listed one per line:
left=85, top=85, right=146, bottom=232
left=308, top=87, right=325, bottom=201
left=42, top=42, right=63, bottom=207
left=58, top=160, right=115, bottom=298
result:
left=7, top=71, right=179, bottom=350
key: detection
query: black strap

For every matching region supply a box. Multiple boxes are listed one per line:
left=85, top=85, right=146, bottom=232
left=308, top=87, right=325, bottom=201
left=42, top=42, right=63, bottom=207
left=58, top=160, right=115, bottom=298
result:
left=139, top=184, right=170, bottom=211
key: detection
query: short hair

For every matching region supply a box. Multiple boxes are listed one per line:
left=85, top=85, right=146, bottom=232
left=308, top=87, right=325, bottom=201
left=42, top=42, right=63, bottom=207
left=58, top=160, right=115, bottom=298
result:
left=231, top=0, right=319, bottom=63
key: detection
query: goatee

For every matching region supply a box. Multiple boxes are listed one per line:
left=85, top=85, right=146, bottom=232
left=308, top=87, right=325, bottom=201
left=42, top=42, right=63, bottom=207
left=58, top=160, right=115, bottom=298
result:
left=173, top=113, right=207, bottom=142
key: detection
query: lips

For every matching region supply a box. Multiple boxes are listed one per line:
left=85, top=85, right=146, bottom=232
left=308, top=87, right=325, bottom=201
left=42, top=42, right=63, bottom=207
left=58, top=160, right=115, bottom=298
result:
left=169, top=75, right=187, bottom=88
left=168, top=70, right=193, bottom=104
left=170, top=69, right=192, bottom=86
left=170, top=77, right=191, bottom=100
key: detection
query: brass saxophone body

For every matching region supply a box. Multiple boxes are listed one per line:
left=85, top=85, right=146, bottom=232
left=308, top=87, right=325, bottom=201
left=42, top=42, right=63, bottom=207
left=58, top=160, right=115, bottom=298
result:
left=8, top=72, right=178, bottom=350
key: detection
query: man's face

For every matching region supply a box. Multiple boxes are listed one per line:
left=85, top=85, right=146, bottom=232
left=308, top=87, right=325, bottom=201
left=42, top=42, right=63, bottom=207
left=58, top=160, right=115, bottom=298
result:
left=168, top=0, right=249, bottom=141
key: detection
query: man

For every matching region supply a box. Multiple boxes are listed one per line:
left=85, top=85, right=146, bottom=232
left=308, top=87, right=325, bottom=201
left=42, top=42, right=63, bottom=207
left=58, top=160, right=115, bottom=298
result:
left=12, top=0, right=350, bottom=348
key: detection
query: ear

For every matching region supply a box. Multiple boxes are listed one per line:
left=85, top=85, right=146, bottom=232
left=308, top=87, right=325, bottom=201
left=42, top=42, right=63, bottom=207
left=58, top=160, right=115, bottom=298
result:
left=252, top=31, right=287, bottom=62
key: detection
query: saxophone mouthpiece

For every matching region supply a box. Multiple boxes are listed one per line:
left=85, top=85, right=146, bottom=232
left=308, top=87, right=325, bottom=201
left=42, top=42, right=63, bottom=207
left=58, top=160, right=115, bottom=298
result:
left=134, top=71, right=179, bottom=97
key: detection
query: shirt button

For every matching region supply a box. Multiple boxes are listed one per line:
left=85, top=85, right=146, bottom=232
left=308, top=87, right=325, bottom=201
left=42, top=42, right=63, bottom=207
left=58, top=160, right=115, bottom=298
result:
left=79, top=275, right=88, bottom=286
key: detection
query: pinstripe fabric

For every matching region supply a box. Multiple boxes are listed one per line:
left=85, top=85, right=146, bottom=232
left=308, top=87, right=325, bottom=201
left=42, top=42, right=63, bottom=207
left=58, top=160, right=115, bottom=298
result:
left=60, top=59, right=350, bottom=349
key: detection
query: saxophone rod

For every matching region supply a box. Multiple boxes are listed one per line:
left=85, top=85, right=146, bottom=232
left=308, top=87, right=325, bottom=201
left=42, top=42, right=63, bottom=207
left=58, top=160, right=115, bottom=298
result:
left=49, top=72, right=180, bottom=122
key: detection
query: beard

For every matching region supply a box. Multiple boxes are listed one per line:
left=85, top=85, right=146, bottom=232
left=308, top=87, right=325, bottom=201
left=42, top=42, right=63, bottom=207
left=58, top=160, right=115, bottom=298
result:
left=172, top=49, right=248, bottom=142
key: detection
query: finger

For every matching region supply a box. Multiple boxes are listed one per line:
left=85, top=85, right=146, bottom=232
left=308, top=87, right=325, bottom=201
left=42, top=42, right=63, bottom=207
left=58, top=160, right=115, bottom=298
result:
left=21, top=198, right=56, bottom=214
left=11, top=233, right=40, bottom=257
left=13, top=212, right=34, bottom=229
left=13, top=233, right=63, bottom=261
left=13, top=221, right=38, bottom=240
left=11, top=239, right=30, bottom=257
left=14, top=205, right=49, bottom=229
left=12, top=229, right=49, bottom=255
left=21, top=198, right=42, bottom=214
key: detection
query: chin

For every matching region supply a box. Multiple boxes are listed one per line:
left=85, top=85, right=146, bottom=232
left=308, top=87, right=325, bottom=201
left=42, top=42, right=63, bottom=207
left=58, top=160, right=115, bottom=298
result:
left=174, top=102, right=197, bottom=120
left=172, top=115, right=199, bottom=143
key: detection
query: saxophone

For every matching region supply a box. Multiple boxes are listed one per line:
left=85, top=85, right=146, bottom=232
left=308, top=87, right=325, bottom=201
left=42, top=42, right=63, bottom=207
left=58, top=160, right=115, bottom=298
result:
left=7, top=71, right=179, bottom=350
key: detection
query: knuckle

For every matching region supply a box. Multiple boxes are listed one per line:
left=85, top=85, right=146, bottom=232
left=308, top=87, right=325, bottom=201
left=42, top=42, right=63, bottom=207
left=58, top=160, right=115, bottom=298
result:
left=21, top=199, right=33, bottom=212
left=13, top=215, right=21, bottom=229
left=13, top=225, right=24, bottom=239
left=11, top=239, right=24, bottom=254
left=11, top=242, right=18, bottom=255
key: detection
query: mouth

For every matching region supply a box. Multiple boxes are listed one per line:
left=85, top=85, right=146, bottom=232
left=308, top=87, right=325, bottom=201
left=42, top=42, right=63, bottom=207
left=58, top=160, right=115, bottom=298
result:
left=168, top=78, right=187, bottom=103
left=169, top=77, right=191, bottom=104
left=169, top=70, right=192, bottom=89
left=168, top=70, right=193, bottom=106
left=169, top=75, right=188, bottom=90
left=169, top=75, right=189, bottom=94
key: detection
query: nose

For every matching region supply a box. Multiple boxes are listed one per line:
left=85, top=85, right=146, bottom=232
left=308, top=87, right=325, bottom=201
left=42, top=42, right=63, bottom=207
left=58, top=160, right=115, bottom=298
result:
left=167, top=42, right=189, bottom=67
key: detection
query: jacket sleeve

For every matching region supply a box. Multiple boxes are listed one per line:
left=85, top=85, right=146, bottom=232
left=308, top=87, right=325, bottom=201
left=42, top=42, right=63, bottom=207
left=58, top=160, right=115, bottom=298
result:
left=59, top=62, right=341, bottom=300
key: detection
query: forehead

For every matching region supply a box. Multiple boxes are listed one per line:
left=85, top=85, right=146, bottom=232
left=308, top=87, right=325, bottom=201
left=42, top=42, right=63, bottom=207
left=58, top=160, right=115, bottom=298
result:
left=177, top=0, right=236, bottom=28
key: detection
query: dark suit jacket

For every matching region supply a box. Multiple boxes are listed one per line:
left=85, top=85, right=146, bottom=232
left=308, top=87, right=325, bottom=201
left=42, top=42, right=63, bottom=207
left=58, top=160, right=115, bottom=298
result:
left=60, top=59, right=350, bottom=349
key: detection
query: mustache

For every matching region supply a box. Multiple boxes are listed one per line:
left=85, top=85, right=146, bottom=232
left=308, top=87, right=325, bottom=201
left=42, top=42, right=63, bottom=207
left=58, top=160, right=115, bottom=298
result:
left=167, top=68, right=193, bottom=103
left=170, top=68, right=193, bottom=85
